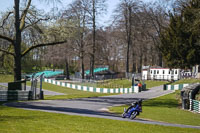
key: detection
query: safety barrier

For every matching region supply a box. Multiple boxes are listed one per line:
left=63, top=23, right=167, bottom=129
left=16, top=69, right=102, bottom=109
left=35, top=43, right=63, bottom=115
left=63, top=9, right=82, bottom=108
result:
left=0, top=90, right=32, bottom=101
left=163, top=84, right=189, bottom=90
left=190, top=99, right=200, bottom=113
left=44, top=78, right=140, bottom=94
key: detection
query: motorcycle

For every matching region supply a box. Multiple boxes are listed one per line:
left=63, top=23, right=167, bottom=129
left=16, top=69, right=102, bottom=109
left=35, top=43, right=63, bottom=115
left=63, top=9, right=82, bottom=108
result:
left=122, top=99, right=142, bottom=119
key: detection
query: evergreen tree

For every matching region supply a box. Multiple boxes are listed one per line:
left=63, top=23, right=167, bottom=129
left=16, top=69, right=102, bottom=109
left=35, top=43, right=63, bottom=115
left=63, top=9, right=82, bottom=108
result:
left=160, top=0, right=200, bottom=68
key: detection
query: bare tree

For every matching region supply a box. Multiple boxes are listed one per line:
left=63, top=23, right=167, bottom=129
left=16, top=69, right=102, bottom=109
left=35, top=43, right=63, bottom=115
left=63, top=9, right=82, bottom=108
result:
left=62, top=0, right=91, bottom=79
left=0, top=0, right=66, bottom=81
left=86, top=0, right=107, bottom=78
left=113, top=0, right=142, bottom=74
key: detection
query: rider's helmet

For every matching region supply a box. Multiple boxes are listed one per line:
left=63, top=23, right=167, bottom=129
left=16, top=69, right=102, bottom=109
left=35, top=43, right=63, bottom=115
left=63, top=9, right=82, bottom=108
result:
left=138, top=99, right=142, bottom=105
left=131, top=101, right=137, bottom=106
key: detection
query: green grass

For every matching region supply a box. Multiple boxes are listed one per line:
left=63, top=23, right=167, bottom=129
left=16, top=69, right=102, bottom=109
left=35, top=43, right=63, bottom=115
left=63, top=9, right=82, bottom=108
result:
left=145, top=80, right=169, bottom=89
left=0, top=74, right=13, bottom=83
left=109, top=91, right=200, bottom=126
left=0, top=103, right=199, bottom=133
left=101, top=79, right=132, bottom=88
left=72, top=79, right=132, bottom=88
left=171, top=79, right=200, bottom=85
left=29, top=82, right=116, bottom=100
left=74, top=79, right=169, bottom=89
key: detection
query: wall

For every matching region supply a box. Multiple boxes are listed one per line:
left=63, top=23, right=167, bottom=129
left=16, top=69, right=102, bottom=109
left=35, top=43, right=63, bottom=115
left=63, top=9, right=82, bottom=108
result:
left=0, top=90, right=32, bottom=101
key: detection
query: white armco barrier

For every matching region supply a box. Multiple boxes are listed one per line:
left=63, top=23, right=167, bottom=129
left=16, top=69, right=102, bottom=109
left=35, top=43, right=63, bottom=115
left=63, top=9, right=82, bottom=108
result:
left=44, top=78, right=141, bottom=94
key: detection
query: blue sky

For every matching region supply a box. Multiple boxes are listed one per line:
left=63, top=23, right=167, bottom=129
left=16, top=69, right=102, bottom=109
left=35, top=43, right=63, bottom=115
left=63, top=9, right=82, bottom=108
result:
left=0, top=0, right=153, bottom=26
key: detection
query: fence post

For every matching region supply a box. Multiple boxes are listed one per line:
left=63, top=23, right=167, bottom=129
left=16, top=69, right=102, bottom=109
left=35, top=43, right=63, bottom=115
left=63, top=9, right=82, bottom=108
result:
left=40, top=73, right=44, bottom=99
left=24, top=80, right=26, bottom=91
left=189, top=99, right=192, bottom=111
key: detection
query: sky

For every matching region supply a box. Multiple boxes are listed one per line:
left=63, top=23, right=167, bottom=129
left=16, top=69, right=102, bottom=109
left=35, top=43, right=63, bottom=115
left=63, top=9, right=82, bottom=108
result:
left=0, top=0, right=153, bottom=26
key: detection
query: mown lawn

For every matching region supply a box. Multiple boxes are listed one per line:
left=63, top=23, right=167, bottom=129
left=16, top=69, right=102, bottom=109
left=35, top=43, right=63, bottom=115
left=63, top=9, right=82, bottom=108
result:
left=73, top=79, right=168, bottom=89
left=145, top=80, right=169, bottom=89
left=29, top=82, right=117, bottom=100
left=109, top=91, right=200, bottom=126
left=0, top=102, right=199, bottom=133
left=171, top=79, right=200, bottom=85
left=72, top=79, right=132, bottom=88
left=0, top=74, right=13, bottom=83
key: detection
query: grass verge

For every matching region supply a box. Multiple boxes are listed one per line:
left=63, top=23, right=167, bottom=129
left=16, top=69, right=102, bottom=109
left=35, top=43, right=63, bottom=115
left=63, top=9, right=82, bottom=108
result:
left=64, top=79, right=169, bottom=89
left=109, top=91, right=200, bottom=126
left=35, top=82, right=116, bottom=100
left=145, top=80, right=169, bottom=89
left=0, top=74, right=13, bottom=83
left=0, top=103, right=199, bottom=133
left=171, top=79, right=200, bottom=85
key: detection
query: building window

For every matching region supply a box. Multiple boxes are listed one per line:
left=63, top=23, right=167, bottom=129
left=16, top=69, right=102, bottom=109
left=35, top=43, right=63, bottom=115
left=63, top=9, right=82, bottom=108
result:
left=157, top=70, right=159, bottom=74
left=154, top=70, right=156, bottom=74
left=163, top=70, right=165, bottom=74
left=175, top=70, right=177, bottom=74
left=169, top=71, right=170, bottom=74
left=151, top=70, right=152, bottom=74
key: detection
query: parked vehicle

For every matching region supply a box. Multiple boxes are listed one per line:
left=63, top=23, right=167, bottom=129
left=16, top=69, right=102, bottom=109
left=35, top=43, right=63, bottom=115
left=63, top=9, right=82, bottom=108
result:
left=122, top=99, right=142, bottom=119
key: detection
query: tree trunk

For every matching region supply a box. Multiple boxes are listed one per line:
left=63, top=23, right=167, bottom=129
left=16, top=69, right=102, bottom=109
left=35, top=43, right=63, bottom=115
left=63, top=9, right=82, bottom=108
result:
left=139, top=52, right=143, bottom=73
left=125, top=6, right=132, bottom=74
left=158, top=52, right=163, bottom=67
left=81, top=56, right=85, bottom=79
left=65, top=59, right=70, bottom=80
left=91, top=0, right=96, bottom=78
left=132, top=54, right=136, bottom=73
left=14, top=0, right=22, bottom=81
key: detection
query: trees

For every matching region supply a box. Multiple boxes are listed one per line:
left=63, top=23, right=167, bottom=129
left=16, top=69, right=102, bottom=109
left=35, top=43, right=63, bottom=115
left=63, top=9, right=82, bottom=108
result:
left=143, top=1, right=169, bottom=67
left=62, top=0, right=91, bottom=79
left=88, top=0, right=107, bottom=78
left=0, top=0, right=67, bottom=81
left=114, top=0, right=142, bottom=73
left=160, top=0, right=200, bottom=68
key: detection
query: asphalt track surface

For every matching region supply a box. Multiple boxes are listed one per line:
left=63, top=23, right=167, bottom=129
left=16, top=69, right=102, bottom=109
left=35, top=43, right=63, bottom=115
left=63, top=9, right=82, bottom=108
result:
left=4, top=85, right=200, bottom=129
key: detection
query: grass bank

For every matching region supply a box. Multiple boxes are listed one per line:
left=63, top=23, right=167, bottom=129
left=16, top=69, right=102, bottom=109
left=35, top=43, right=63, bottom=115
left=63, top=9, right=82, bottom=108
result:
left=170, top=79, right=200, bottom=85
left=144, top=80, right=169, bottom=89
left=0, top=74, right=13, bottom=83
left=29, top=82, right=116, bottom=100
left=63, top=79, right=168, bottom=89
left=109, top=91, right=200, bottom=126
left=0, top=103, right=199, bottom=133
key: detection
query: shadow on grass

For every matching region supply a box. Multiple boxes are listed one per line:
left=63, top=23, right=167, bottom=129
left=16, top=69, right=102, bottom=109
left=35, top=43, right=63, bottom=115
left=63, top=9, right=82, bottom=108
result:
left=143, top=99, right=178, bottom=108
left=5, top=102, right=120, bottom=118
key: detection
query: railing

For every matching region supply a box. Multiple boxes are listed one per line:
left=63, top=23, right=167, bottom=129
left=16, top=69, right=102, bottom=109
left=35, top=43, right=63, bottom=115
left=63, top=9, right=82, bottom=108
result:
left=142, top=74, right=182, bottom=81
left=31, top=73, right=44, bottom=100
left=190, top=99, right=200, bottom=113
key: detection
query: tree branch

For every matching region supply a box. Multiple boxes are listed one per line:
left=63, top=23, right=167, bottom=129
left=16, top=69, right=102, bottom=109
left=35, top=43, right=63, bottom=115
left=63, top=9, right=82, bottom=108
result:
left=21, top=40, right=67, bottom=57
left=0, top=11, right=13, bottom=28
left=0, top=48, right=14, bottom=56
left=24, top=17, right=50, bottom=30
left=0, top=34, right=14, bottom=44
left=20, top=0, right=32, bottom=31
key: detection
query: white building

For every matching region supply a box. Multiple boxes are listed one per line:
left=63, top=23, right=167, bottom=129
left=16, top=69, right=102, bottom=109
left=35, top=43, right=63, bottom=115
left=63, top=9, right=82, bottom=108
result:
left=142, top=66, right=181, bottom=81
